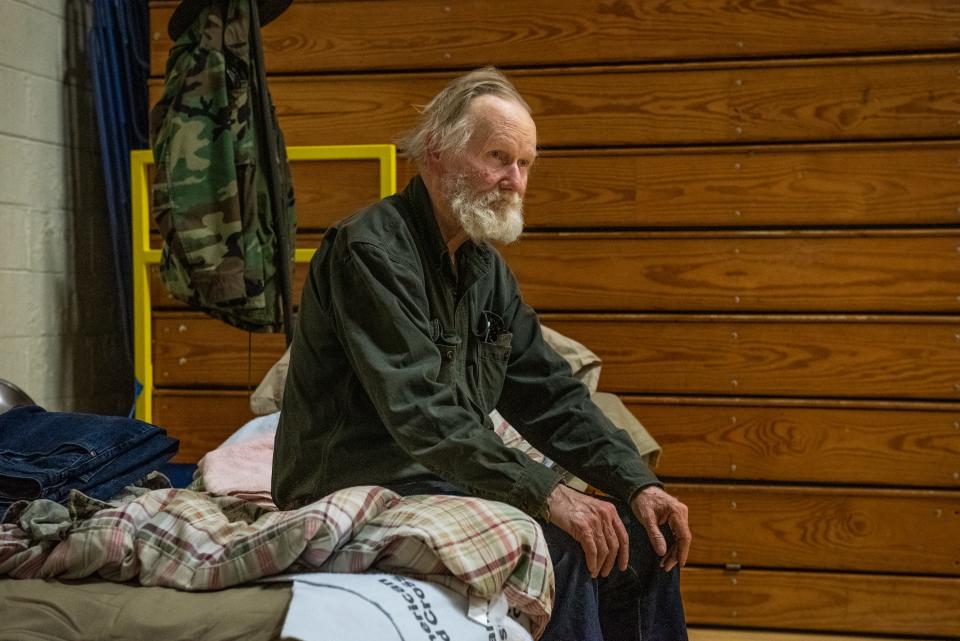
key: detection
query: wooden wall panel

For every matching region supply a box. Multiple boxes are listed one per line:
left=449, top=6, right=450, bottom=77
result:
left=152, top=390, right=254, bottom=462
left=150, top=1, right=960, bottom=76
left=525, top=143, right=960, bottom=229
left=153, top=314, right=286, bottom=387
left=290, top=159, right=383, bottom=228
left=669, top=483, right=960, bottom=574
left=503, top=232, right=960, bottom=313
left=624, top=398, right=960, bottom=488
left=155, top=313, right=960, bottom=400
left=151, top=391, right=960, bottom=487
left=517, top=57, right=960, bottom=146
left=151, top=144, right=960, bottom=232
left=541, top=315, right=960, bottom=400
left=682, top=568, right=960, bottom=637
left=151, top=388, right=960, bottom=484
left=687, top=628, right=945, bottom=641
left=149, top=143, right=960, bottom=231
left=147, top=55, right=960, bottom=148
left=151, top=230, right=960, bottom=313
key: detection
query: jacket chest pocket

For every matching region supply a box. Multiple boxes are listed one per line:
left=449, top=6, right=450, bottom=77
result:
left=477, top=331, right=512, bottom=412
left=431, top=318, right=460, bottom=386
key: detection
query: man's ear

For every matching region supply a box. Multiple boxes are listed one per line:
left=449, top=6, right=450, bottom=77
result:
left=423, top=134, right=444, bottom=174
left=425, top=146, right=443, bottom=175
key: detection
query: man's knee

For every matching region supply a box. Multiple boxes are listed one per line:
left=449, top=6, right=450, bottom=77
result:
left=617, top=501, right=675, bottom=568
left=539, top=520, right=590, bottom=571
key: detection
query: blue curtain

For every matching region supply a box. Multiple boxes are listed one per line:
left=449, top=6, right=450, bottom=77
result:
left=88, top=0, right=149, bottom=414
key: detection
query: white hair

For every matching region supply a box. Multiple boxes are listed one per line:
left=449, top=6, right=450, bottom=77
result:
left=397, top=67, right=531, bottom=167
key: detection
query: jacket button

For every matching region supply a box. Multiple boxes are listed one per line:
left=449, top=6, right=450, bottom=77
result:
left=445, top=349, right=454, bottom=360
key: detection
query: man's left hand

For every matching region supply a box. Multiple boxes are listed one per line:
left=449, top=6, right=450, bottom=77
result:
left=630, top=486, right=691, bottom=572
left=546, top=482, right=630, bottom=578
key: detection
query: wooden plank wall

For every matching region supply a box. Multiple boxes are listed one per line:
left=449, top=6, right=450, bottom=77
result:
left=147, top=1, right=960, bottom=638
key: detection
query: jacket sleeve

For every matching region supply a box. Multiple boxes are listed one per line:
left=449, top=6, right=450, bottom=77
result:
left=495, top=271, right=661, bottom=506
left=327, top=239, right=562, bottom=518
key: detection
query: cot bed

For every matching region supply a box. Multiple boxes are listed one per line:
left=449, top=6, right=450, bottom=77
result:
left=0, top=327, right=655, bottom=641
left=0, top=384, right=558, bottom=641
left=0, top=145, right=661, bottom=640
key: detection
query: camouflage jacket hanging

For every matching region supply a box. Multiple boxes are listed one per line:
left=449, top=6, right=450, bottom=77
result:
left=149, top=0, right=295, bottom=332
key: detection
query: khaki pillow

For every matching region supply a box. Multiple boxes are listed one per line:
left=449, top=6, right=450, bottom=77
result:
left=250, top=347, right=290, bottom=415
left=590, top=392, right=661, bottom=468
left=540, top=325, right=601, bottom=394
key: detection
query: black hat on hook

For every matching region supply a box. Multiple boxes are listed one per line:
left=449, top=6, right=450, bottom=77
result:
left=168, top=0, right=294, bottom=41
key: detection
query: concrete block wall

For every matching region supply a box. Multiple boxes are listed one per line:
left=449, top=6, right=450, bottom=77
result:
left=0, top=0, right=130, bottom=414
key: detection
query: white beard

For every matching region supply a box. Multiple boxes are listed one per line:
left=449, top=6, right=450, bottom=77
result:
left=445, top=174, right=524, bottom=245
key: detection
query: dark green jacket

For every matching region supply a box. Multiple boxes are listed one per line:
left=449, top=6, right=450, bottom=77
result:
left=271, top=176, right=658, bottom=517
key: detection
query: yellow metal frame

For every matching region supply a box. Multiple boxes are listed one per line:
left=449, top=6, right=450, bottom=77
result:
left=131, top=144, right=397, bottom=422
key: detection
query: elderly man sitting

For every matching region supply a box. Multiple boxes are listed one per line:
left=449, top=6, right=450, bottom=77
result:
left=272, top=67, right=691, bottom=641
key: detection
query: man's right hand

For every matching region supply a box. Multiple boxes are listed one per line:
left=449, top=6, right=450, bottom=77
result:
left=545, top=483, right=629, bottom=578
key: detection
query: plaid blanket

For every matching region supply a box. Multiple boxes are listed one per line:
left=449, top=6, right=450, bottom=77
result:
left=0, top=486, right=553, bottom=637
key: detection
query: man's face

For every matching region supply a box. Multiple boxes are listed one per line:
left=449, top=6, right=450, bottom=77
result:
left=441, top=95, right=537, bottom=245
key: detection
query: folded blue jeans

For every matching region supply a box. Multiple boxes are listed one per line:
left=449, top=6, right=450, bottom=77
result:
left=383, top=477, right=688, bottom=641
left=0, top=405, right=178, bottom=519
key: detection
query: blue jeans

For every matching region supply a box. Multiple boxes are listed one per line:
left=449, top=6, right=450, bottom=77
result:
left=0, top=405, right=179, bottom=520
left=384, top=478, right=688, bottom=641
